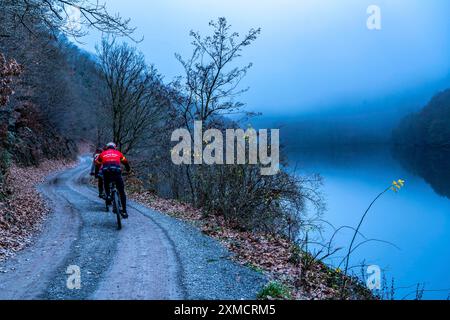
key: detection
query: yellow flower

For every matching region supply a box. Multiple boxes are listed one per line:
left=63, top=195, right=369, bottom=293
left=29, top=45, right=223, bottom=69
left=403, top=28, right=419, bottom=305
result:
left=391, top=179, right=405, bottom=193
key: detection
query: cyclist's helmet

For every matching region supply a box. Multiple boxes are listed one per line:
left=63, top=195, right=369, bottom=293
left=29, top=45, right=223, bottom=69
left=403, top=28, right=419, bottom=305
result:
left=106, top=142, right=117, bottom=150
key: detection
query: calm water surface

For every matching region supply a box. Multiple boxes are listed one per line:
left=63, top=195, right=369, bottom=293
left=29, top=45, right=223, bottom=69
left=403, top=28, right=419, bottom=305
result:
left=287, top=146, right=450, bottom=299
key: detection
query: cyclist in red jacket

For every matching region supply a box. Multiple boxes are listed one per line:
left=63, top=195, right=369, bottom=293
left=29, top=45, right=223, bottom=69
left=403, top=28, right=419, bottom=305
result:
left=96, top=142, right=131, bottom=218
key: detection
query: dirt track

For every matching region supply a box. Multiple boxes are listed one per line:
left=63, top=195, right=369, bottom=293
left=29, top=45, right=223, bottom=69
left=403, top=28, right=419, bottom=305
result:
left=0, top=157, right=265, bottom=300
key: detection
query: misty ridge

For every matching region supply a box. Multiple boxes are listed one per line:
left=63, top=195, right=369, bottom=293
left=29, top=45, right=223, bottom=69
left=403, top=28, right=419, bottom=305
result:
left=251, top=76, right=450, bottom=148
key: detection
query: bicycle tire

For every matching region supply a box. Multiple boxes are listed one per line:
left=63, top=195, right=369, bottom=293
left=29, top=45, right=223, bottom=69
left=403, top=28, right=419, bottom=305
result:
left=112, top=191, right=122, bottom=230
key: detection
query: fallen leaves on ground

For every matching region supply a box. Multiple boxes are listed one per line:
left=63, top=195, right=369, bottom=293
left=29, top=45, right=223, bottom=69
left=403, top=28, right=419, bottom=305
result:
left=127, top=189, right=369, bottom=300
left=0, top=160, right=76, bottom=261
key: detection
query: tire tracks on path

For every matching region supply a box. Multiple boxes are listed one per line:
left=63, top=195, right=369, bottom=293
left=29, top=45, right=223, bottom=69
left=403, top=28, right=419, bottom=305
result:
left=0, top=156, right=265, bottom=300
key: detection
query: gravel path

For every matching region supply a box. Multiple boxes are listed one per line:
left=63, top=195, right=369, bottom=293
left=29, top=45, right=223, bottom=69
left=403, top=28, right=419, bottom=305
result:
left=0, top=156, right=266, bottom=300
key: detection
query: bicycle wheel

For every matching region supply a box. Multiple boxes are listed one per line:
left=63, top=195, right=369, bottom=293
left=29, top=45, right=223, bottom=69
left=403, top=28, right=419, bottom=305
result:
left=112, top=191, right=122, bottom=230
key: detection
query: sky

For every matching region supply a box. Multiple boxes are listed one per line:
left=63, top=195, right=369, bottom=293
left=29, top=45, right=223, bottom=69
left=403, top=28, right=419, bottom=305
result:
left=78, top=0, right=450, bottom=116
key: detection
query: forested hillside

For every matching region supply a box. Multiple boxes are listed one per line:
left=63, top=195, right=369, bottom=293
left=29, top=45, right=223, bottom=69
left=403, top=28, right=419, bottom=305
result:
left=0, top=0, right=136, bottom=261
left=0, top=31, right=104, bottom=159
left=0, top=25, right=103, bottom=253
left=0, top=0, right=135, bottom=189
left=0, top=25, right=111, bottom=204
left=393, top=89, right=450, bottom=147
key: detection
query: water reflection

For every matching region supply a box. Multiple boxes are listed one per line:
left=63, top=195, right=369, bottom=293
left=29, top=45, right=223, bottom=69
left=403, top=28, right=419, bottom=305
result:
left=286, top=144, right=450, bottom=299
left=392, top=146, right=450, bottom=200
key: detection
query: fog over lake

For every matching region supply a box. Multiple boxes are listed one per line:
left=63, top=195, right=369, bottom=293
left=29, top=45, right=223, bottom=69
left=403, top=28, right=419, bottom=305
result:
left=286, top=145, right=450, bottom=299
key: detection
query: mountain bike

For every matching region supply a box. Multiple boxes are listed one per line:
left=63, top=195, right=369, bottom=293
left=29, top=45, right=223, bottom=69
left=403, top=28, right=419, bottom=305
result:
left=105, top=180, right=123, bottom=230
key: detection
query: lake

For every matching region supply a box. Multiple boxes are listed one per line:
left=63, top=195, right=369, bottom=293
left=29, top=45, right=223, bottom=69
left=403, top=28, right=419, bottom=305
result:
left=286, top=145, right=450, bottom=300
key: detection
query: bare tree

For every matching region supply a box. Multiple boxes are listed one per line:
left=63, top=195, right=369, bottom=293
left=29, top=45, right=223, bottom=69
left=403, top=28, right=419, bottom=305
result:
left=172, top=18, right=261, bottom=203
left=0, top=0, right=136, bottom=40
left=97, top=38, right=166, bottom=154
left=174, top=17, right=261, bottom=128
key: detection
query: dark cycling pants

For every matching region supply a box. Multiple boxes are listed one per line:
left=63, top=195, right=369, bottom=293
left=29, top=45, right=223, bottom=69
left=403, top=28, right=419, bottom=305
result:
left=96, top=168, right=104, bottom=195
left=103, top=170, right=127, bottom=212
